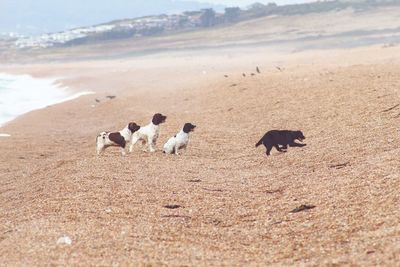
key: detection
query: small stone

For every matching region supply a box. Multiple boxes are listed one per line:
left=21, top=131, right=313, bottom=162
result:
left=57, top=235, right=72, bottom=245
left=290, top=204, right=316, bottom=213
left=164, top=205, right=181, bottom=209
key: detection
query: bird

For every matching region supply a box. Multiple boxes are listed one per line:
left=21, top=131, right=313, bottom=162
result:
left=256, top=66, right=261, bottom=73
left=106, top=95, right=116, bottom=100
left=224, top=75, right=229, bottom=78
left=275, top=66, right=283, bottom=72
left=95, top=99, right=101, bottom=103
left=251, top=73, right=255, bottom=76
left=242, top=73, right=246, bottom=77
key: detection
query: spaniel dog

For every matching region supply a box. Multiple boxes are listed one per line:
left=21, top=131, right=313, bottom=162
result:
left=96, top=122, right=140, bottom=155
left=129, top=113, right=167, bottom=153
left=163, top=123, right=196, bottom=155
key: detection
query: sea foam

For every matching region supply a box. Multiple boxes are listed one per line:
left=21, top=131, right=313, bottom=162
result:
left=0, top=73, right=93, bottom=127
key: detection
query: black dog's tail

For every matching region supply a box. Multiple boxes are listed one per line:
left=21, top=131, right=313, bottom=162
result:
left=255, top=137, right=264, bottom=147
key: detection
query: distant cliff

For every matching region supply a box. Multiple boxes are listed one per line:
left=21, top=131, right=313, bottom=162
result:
left=0, top=0, right=223, bottom=35
left=14, top=0, right=400, bottom=49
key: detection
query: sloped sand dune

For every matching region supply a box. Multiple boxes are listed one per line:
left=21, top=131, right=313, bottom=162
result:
left=0, top=44, right=399, bottom=265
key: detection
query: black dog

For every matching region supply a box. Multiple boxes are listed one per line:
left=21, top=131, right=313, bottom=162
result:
left=255, top=130, right=306, bottom=156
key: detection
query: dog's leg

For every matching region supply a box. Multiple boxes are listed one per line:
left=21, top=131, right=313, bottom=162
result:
left=289, top=142, right=306, bottom=147
left=266, top=145, right=272, bottom=156
left=120, top=147, right=126, bottom=156
left=148, top=143, right=156, bottom=153
left=129, top=136, right=139, bottom=153
left=174, top=144, right=180, bottom=155
left=148, top=136, right=156, bottom=152
left=274, top=144, right=286, bottom=152
left=151, top=136, right=158, bottom=152
left=141, top=140, right=147, bottom=151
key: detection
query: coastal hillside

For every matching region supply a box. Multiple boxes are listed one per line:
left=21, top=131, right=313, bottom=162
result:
left=0, top=0, right=222, bottom=35
left=1, top=3, right=400, bottom=63
left=8, top=0, right=400, bottom=49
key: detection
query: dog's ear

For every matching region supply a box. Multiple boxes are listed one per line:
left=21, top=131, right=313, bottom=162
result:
left=183, top=123, right=196, bottom=133
left=152, top=113, right=167, bottom=125
left=295, top=130, right=305, bottom=139
left=128, top=122, right=140, bottom=133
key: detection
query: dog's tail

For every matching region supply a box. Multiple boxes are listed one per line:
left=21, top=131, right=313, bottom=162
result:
left=96, top=134, right=101, bottom=155
left=255, top=136, right=264, bottom=147
left=96, top=132, right=107, bottom=146
left=96, top=133, right=103, bottom=143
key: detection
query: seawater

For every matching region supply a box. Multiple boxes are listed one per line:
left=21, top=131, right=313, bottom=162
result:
left=0, top=73, right=93, bottom=128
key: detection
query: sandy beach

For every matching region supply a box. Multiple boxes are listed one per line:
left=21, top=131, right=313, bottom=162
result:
left=1, top=8, right=400, bottom=266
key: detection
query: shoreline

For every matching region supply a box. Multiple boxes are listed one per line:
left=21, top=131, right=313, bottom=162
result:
left=0, top=72, right=94, bottom=129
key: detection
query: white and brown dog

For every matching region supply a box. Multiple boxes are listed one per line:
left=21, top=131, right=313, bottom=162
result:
left=96, top=122, right=140, bottom=155
left=163, top=123, right=196, bottom=155
left=129, top=113, right=167, bottom=153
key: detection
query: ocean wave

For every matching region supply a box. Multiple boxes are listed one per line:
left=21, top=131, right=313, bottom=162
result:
left=0, top=73, right=93, bottom=127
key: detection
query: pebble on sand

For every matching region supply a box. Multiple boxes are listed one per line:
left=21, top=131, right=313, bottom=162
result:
left=57, top=235, right=72, bottom=245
